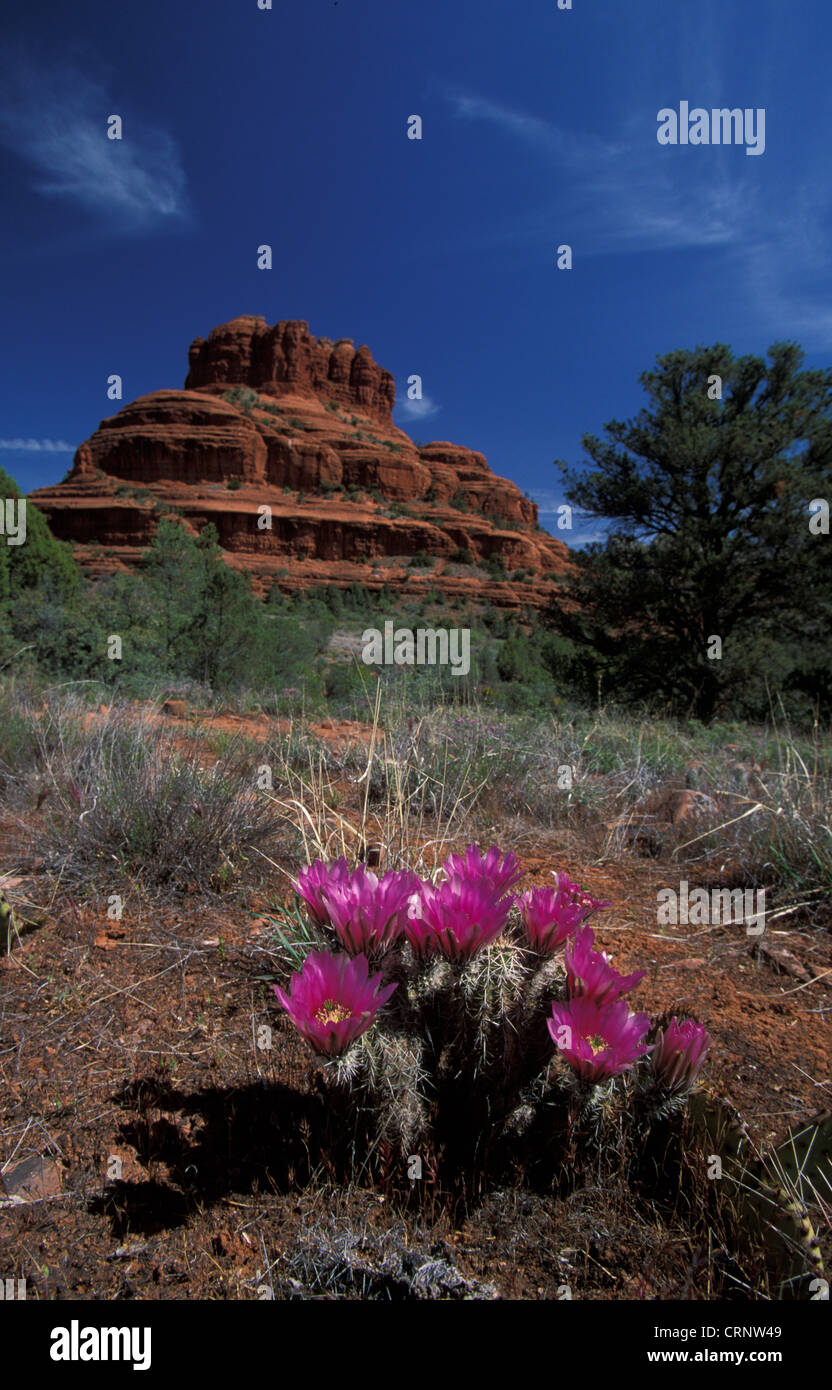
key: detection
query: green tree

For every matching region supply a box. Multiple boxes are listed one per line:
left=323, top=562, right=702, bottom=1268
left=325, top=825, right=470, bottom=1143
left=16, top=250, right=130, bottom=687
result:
left=188, top=524, right=265, bottom=688
left=551, top=342, right=832, bottom=719
left=141, top=518, right=201, bottom=674
left=0, top=470, right=79, bottom=604
left=0, top=467, right=81, bottom=667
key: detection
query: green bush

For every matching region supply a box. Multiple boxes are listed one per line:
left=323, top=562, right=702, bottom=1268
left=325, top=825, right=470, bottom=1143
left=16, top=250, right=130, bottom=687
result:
left=482, top=555, right=508, bottom=580
left=223, top=386, right=258, bottom=415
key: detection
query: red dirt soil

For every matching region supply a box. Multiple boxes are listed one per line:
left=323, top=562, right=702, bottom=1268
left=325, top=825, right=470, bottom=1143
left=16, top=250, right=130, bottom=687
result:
left=1, top=707, right=829, bottom=1299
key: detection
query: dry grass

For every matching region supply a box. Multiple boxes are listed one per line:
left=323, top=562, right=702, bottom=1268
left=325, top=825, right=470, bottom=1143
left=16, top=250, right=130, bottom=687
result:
left=260, top=681, right=486, bottom=879
left=4, top=696, right=287, bottom=894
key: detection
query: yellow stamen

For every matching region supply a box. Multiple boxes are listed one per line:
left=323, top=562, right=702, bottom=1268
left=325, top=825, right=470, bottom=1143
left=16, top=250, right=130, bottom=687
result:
left=315, top=998, right=352, bottom=1026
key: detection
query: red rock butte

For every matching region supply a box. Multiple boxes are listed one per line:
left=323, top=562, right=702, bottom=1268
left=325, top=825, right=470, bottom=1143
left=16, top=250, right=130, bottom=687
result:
left=31, top=315, right=572, bottom=609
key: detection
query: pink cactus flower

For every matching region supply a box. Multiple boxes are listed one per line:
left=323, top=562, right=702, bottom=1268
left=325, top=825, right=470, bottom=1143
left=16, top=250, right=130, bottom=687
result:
left=274, top=950, right=397, bottom=1057
left=565, top=926, right=646, bottom=1005
left=650, top=1016, right=712, bottom=1093
left=519, top=873, right=608, bottom=954
left=440, top=844, right=524, bottom=897
left=322, top=866, right=422, bottom=954
left=553, top=871, right=611, bottom=919
left=293, top=857, right=350, bottom=927
left=548, top=996, right=652, bottom=1082
left=405, top=877, right=513, bottom=961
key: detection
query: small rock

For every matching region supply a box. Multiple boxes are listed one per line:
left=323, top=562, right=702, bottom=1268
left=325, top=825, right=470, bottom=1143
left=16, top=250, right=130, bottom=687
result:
left=751, top=941, right=812, bottom=982
left=0, top=1155, right=62, bottom=1206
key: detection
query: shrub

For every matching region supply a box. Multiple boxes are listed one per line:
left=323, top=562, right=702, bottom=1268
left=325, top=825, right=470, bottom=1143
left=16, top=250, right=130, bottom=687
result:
left=324, top=661, right=367, bottom=704
left=28, top=706, right=282, bottom=891
left=483, top=555, right=508, bottom=580
left=223, top=386, right=258, bottom=415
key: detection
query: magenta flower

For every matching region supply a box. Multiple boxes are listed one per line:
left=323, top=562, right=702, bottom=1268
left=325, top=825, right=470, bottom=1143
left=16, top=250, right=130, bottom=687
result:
left=518, top=874, right=604, bottom=954
left=405, top=878, right=513, bottom=961
left=322, top=866, right=422, bottom=954
left=293, top=857, right=350, bottom=927
left=565, top=926, right=646, bottom=1005
left=548, top=996, right=652, bottom=1082
left=650, top=1016, right=712, bottom=1094
left=440, top=844, right=524, bottom=896
left=274, top=950, right=397, bottom=1056
left=553, top=870, right=610, bottom=915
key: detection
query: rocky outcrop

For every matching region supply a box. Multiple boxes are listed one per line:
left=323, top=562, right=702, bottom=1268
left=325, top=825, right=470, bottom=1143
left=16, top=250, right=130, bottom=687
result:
left=73, top=391, right=268, bottom=485
left=30, top=316, right=572, bottom=611
left=185, top=317, right=397, bottom=426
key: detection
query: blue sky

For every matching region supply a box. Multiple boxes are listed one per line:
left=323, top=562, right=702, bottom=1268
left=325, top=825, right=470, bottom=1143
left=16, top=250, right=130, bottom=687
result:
left=1, top=0, right=830, bottom=544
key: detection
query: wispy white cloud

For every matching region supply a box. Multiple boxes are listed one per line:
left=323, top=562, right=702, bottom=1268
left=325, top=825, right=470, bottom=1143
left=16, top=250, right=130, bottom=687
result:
left=534, top=490, right=608, bottom=545
left=444, top=81, right=832, bottom=345
left=451, top=91, right=621, bottom=168
left=446, top=86, right=755, bottom=255
left=567, top=530, right=607, bottom=547
left=0, top=437, right=74, bottom=452
left=537, top=514, right=606, bottom=546
left=530, top=489, right=567, bottom=511
left=0, top=55, right=189, bottom=232
left=396, top=393, right=440, bottom=422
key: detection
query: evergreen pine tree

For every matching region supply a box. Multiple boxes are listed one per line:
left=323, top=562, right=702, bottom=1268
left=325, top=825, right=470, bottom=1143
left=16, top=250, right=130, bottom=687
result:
left=550, top=342, right=832, bottom=719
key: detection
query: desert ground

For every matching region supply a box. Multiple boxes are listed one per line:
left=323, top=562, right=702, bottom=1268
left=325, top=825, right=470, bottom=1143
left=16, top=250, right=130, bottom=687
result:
left=1, top=691, right=829, bottom=1300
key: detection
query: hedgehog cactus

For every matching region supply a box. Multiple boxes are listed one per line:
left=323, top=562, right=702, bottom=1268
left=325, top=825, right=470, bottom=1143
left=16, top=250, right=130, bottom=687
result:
left=273, top=846, right=711, bottom=1172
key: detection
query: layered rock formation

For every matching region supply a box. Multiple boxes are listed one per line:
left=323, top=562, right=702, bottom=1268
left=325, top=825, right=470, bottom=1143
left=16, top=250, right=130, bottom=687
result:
left=31, top=316, right=571, bottom=609
left=185, top=317, right=397, bottom=426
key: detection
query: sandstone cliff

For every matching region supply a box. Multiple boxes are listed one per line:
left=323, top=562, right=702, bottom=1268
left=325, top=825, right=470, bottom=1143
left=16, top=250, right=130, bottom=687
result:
left=30, top=316, right=571, bottom=609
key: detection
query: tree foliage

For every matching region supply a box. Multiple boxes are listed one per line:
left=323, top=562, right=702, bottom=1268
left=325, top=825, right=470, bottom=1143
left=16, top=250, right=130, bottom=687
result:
left=550, top=342, right=832, bottom=719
